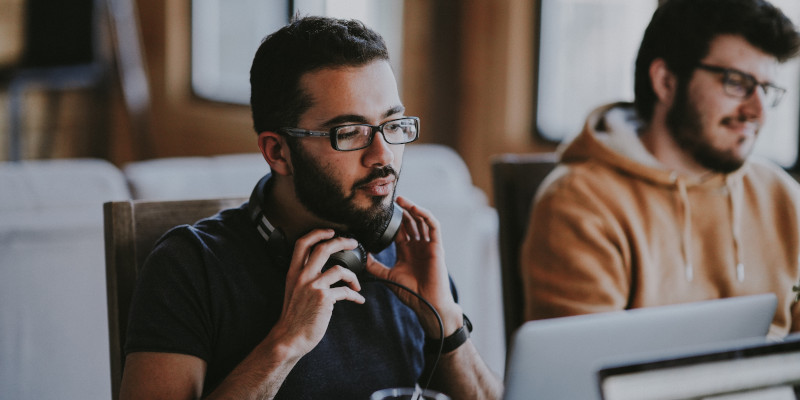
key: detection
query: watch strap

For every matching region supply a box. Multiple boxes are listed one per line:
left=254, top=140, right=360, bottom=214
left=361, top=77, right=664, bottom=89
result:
left=424, top=313, right=472, bottom=354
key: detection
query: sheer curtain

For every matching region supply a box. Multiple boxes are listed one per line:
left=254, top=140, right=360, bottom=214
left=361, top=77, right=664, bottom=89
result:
left=536, top=0, right=656, bottom=142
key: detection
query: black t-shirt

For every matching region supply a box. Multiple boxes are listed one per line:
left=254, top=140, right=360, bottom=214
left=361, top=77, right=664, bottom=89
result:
left=125, top=203, right=428, bottom=399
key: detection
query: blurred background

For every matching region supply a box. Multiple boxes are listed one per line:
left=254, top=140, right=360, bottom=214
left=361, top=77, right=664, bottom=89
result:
left=1, top=0, right=799, bottom=198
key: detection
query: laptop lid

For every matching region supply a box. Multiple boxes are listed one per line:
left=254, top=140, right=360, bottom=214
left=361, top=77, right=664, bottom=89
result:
left=597, top=333, right=800, bottom=400
left=502, top=294, right=777, bottom=400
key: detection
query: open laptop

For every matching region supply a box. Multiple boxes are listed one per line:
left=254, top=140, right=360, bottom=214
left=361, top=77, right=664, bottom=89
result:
left=502, top=294, right=778, bottom=400
left=597, top=333, right=800, bottom=400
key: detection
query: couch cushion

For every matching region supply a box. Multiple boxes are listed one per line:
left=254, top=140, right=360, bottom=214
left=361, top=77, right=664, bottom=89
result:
left=0, top=158, right=129, bottom=231
left=124, top=153, right=269, bottom=200
left=398, top=143, right=487, bottom=206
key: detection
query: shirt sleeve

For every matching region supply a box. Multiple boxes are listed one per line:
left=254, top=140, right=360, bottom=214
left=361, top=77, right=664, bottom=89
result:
left=124, top=226, right=214, bottom=361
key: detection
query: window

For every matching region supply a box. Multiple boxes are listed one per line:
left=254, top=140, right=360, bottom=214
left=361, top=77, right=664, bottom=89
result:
left=190, top=0, right=405, bottom=105
left=756, top=0, right=800, bottom=168
left=536, top=0, right=656, bottom=142
left=536, top=0, right=800, bottom=168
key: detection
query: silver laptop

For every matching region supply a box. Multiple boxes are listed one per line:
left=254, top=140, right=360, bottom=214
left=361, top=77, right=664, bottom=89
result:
left=502, top=294, right=778, bottom=400
left=597, top=333, right=800, bottom=400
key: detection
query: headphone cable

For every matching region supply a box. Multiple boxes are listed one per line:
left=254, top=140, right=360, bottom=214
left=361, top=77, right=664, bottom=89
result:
left=369, top=276, right=444, bottom=391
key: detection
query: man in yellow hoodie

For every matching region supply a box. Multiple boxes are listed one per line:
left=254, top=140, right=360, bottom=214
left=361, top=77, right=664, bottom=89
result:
left=521, top=0, right=800, bottom=337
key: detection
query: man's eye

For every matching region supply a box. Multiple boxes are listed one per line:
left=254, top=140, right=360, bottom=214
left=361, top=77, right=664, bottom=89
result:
left=336, top=127, right=362, bottom=140
left=726, top=74, right=752, bottom=91
left=385, top=123, right=401, bottom=132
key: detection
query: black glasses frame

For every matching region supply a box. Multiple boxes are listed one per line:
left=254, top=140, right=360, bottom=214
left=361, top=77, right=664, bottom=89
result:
left=696, top=63, right=786, bottom=108
left=279, top=116, right=420, bottom=151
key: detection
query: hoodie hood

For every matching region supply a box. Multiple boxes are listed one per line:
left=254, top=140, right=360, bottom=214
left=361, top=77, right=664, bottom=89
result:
left=560, top=102, right=746, bottom=188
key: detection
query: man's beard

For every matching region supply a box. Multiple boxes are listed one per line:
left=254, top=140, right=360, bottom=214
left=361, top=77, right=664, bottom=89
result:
left=288, top=142, right=398, bottom=252
left=665, top=82, right=752, bottom=173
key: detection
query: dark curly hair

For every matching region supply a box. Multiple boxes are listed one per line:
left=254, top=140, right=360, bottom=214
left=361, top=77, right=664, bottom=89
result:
left=249, top=16, right=390, bottom=134
left=634, top=0, right=800, bottom=122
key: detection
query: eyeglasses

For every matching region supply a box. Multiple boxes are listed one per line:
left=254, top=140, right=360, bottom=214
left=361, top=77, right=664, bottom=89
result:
left=696, top=63, right=786, bottom=108
left=279, top=117, right=420, bottom=151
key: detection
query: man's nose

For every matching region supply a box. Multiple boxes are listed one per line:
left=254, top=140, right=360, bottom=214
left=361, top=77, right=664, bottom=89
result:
left=740, top=86, right=766, bottom=120
left=362, top=130, right=395, bottom=167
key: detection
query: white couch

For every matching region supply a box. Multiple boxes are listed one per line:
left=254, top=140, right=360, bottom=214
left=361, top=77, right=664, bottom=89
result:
left=0, top=144, right=504, bottom=400
left=0, top=159, right=129, bottom=400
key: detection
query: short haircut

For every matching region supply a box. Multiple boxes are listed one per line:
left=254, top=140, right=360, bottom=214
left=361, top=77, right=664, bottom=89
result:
left=634, top=0, right=800, bottom=122
left=250, top=16, right=390, bottom=134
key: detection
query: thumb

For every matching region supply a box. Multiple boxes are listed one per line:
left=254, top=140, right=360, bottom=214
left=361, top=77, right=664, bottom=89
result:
left=365, top=254, right=391, bottom=280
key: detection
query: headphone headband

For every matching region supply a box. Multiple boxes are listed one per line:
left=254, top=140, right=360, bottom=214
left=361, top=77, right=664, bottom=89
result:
left=248, top=174, right=278, bottom=244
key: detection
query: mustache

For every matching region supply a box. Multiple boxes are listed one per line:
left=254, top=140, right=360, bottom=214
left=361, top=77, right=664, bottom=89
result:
left=354, top=165, right=398, bottom=188
left=722, top=114, right=760, bottom=128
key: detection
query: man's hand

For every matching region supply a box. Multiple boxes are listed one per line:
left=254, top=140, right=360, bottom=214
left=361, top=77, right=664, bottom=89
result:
left=366, top=196, right=463, bottom=337
left=268, top=229, right=366, bottom=357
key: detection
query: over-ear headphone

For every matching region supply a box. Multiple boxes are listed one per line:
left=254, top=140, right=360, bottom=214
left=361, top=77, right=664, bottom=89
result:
left=247, top=174, right=402, bottom=274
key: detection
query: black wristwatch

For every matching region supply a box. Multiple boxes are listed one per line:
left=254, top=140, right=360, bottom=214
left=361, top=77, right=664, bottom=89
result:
left=424, top=314, right=473, bottom=354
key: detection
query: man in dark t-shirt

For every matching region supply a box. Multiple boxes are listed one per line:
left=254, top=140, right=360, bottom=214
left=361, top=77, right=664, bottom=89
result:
left=119, top=16, right=503, bottom=400
left=126, top=182, right=427, bottom=398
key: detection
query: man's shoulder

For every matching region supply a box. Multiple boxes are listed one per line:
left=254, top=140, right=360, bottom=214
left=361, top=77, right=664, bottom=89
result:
left=139, top=202, right=270, bottom=290
left=151, top=203, right=254, bottom=258
left=741, top=157, right=800, bottom=192
left=191, top=203, right=252, bottom=237
left=537, top=159, right=632, bottom=201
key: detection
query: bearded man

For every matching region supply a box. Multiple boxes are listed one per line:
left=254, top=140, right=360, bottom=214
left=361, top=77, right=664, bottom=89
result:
left=521, top=0, right=800, bottom=338
left=119, top=16, right=502, bottom=400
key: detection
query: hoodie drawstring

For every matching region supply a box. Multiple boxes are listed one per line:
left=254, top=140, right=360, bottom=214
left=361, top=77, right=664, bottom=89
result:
left=674, top=175, right=694, bottom=282
left=673, top=173, right=745, bottom=283
left=727, top=176, right=745, bottom=282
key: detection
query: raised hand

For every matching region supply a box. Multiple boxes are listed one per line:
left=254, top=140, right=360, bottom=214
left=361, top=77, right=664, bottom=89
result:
left=366, top=196, right=463, bottom=337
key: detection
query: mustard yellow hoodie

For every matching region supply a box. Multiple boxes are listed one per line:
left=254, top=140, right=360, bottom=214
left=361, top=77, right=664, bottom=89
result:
left=521, top=102, right=800, bottom=337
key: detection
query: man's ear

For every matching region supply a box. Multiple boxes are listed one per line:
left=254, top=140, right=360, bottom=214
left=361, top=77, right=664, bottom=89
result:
left=649, top=58, right=678, bottom=107
left=257, top=131, right=293, bottom=176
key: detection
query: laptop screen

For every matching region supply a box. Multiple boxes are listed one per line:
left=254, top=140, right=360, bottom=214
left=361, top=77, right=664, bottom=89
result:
left=598, top=335, right=800, bottom=400
left=502, top=294, right=777, bottom=400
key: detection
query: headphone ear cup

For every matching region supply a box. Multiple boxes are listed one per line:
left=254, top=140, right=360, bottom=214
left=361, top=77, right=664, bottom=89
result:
left=378, top=202, right=403, bottom=248
left=324, top=241, right=366, bottom=275
left=362, top=202, right=403, bottom=253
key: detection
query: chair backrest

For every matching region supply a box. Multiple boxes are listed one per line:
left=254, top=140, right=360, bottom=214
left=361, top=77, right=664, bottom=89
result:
left=103, top=197, right=246, bottom=400
left=490, top=152, right=558, bottom=347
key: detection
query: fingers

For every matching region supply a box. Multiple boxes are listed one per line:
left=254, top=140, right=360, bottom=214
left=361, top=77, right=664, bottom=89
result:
left=303, top=238, right=359, bottom=278
left=317, top=265, right=362, bottom=292
left=365, top=253, right=390, bottom=279
left=302, top=259, right=366, bottom=308
left=329, top=285, right=366, bottom=304
left=285, top=230, right=364, bottom=308
left=314, top=267, right=367, bottom=304
left=395, top=196, right=441, bottom=243
left=285, top=229, right=334, bottom=290
left=401, top=207, right=420, bottom=241
left=289, top=230, right=358, bottom=277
